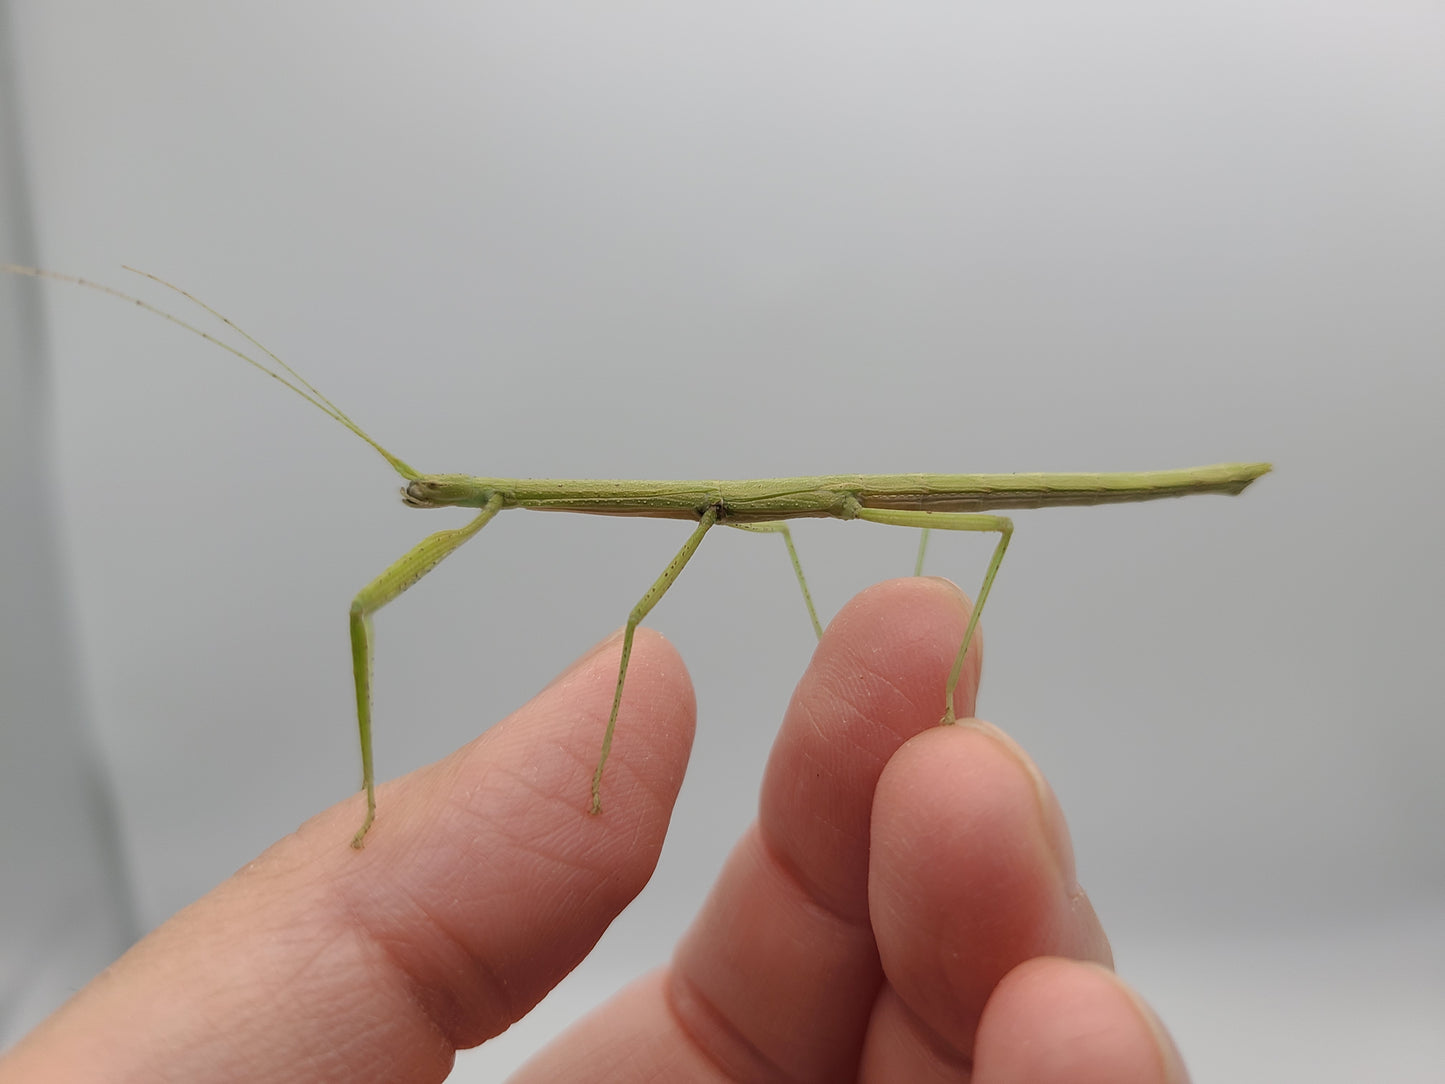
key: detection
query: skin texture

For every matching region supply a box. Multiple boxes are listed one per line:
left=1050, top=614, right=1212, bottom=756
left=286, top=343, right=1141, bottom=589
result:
left=0, top=577, right=1187, bottom=1083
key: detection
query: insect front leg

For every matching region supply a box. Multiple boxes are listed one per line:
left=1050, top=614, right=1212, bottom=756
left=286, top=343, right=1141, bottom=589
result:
left=854, top=508, right=1014, bottom=725
left=348, top=494, right=504, bottom=847
left=591, top=506, right=719, bottom=814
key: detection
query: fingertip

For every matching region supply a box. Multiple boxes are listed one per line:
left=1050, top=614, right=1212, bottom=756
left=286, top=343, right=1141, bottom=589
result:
left=845, top=576, right=983, bottom=708
left=867, top=724, right=1111, bottom=1049
left=294, top=627, right=699, bottom=1047
left=975, top=958, right=1190, bottom=1084
left=562, top=626, right=698, bottom=776
left=0, top=632, right=701, bottom=1083
left=871, top=723, right=1076, bottom=915
left=807, top=575, right=983, bottom=729
left=336, top=625, right=696, bottom=856
left=829, top=575, right=976, bottom=644
left=955, top=719, right=1077, bottom=889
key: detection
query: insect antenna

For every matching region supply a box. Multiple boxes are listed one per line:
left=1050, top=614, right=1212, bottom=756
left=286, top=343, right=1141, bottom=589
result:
left=2, top=263, right=418, bottom=481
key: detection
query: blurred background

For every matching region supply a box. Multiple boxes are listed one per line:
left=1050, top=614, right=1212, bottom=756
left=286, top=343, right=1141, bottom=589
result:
left=1, top=3, right=1440, bottom=1079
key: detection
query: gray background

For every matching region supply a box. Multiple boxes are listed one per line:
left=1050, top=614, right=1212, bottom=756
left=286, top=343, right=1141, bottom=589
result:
left=2, top=3, right=1441, bottom=1079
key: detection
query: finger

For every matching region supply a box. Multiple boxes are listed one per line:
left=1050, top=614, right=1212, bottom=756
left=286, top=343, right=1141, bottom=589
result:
left=861, top=722, right=1113, bottom=1074
left=666, top=578, right=982, bottom=1080
left=0, top=631, right=694, bottom=1084
left=973, top=957, right=1190, bottom=1084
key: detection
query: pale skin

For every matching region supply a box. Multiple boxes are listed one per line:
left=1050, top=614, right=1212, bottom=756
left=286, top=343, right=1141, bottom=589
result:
left=0, top=579, right=1191, bottom=1083
left=3, top=265, right=1270, bottom=849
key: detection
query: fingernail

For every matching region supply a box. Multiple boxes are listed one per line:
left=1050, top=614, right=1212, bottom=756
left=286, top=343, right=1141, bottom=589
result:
left=1105, top=966, right=1191, bottom=1083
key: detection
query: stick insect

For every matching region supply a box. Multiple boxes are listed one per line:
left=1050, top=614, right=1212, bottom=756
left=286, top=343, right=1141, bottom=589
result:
left=5, top=265, right=1271, bottom=848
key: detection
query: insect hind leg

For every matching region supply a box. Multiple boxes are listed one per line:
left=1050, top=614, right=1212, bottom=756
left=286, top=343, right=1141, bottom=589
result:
left=854, top=508, right=1013, bottom=724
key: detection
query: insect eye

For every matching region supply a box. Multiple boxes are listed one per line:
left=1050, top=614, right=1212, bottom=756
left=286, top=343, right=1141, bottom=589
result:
left=402, top=479, right=442, bottom=508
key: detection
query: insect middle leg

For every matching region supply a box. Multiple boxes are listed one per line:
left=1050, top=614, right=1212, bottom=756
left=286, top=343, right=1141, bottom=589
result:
left=727, top=521, right=823, bottom=640
left=854, top=508, right=1014, bottom=724
left=590, top=506, right=720, bottom=814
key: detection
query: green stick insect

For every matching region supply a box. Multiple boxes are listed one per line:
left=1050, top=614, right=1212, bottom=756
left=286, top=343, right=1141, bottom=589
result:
left=5, top=265, right=1271, bottom=847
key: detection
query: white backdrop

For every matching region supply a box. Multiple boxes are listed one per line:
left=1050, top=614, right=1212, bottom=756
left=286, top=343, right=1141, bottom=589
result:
left=3, top=3, right=1442, bottom=1079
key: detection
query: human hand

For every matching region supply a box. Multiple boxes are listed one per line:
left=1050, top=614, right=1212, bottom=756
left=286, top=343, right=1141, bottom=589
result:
left=0, top=578, right=1186, bottom=1082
